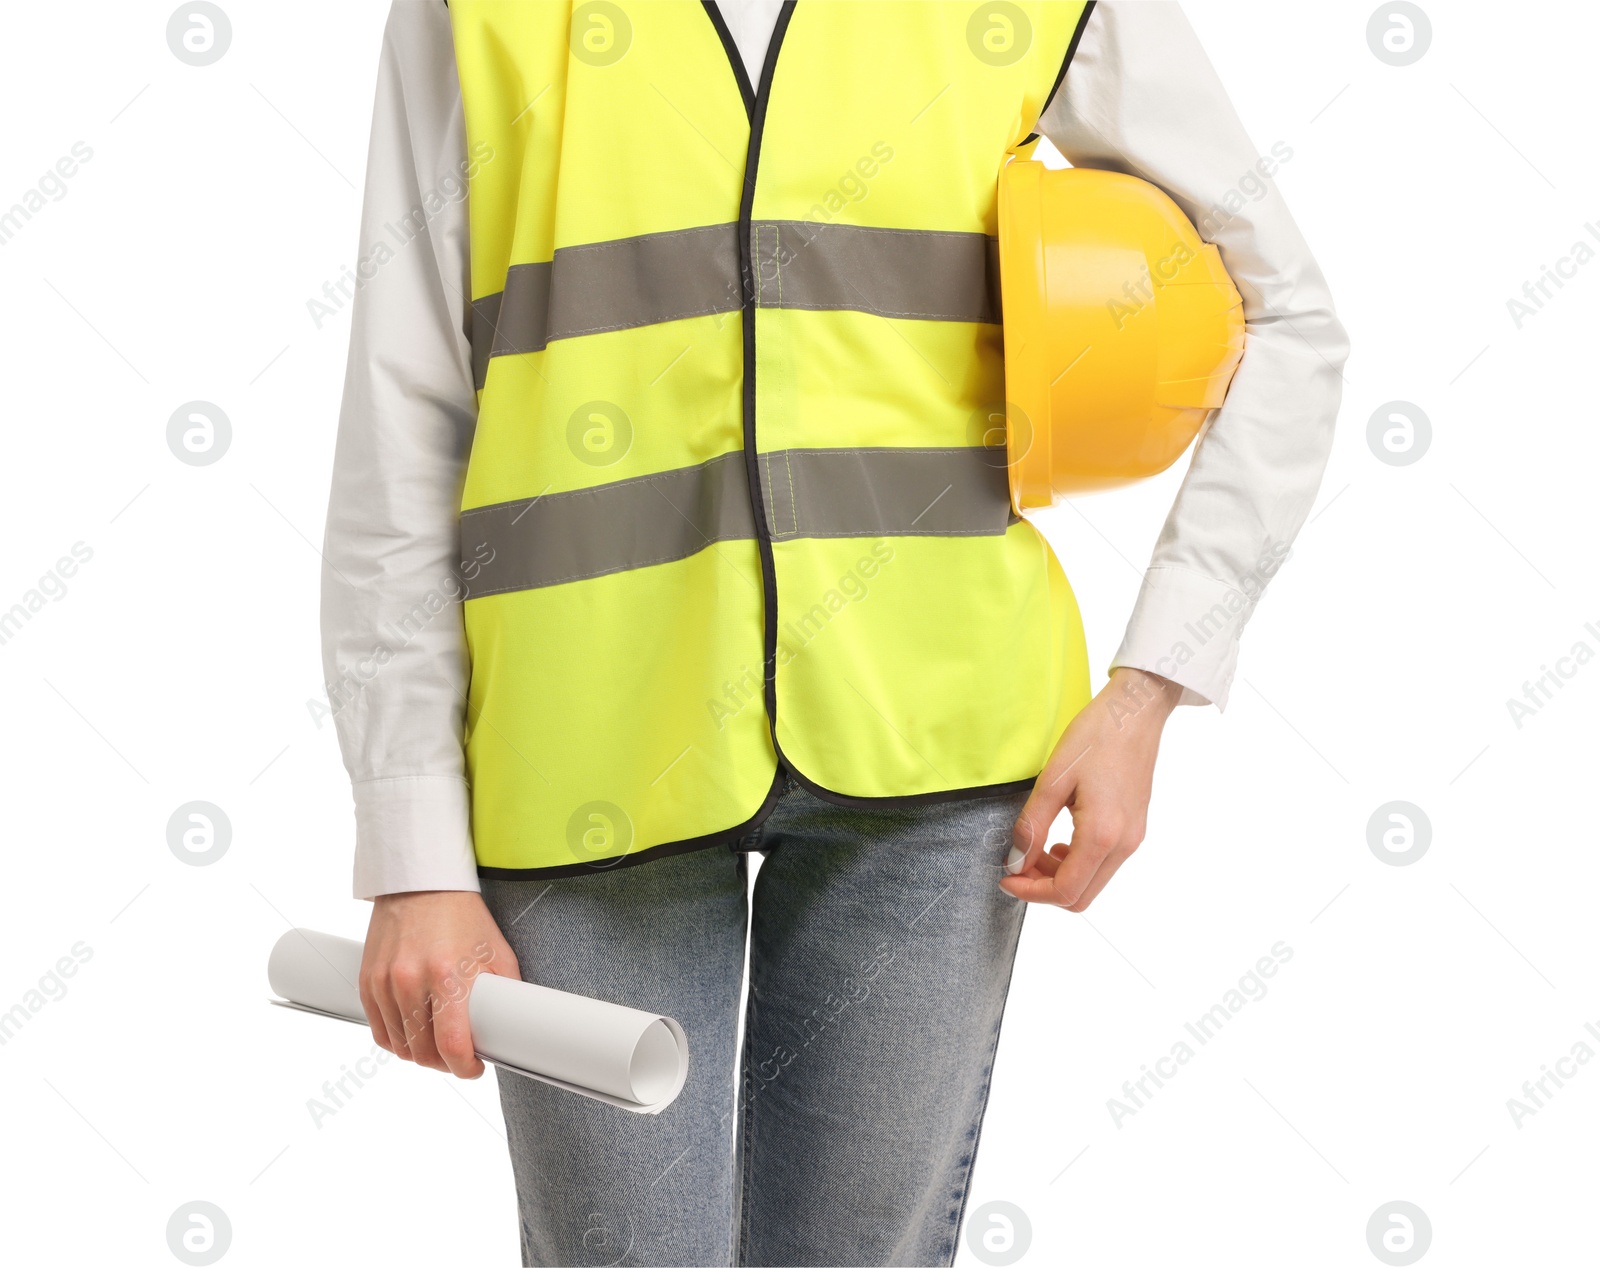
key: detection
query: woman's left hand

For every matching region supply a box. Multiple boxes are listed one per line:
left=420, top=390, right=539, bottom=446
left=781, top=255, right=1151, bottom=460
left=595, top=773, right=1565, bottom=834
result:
left=1000, top=667, right=1185, bottom=909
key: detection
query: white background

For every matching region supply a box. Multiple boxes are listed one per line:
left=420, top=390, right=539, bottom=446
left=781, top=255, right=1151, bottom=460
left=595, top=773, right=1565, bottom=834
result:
left=0, top=2, right=1595, bottom=1265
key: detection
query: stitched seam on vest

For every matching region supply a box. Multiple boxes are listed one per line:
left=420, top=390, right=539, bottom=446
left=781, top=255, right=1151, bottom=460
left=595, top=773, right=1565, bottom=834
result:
left=461, top=451, right=756, bottom=595
left=754, top=225, right=764, bottom=307
left=548, top=223, right=741, bottom=338
left=763, top=451, right=781, bottom=536
left=462, top=528, right=753, bottom=598
left=554, top=222, right=731, bottom=255
left=462, top=456, right=738, bottom=516
left=771, top=526, right=1012, bottom=540
left=778, top=445, right=1008, bottom=457
left=783, top=450, right=798, bottom=536
left=539, top=303, right=737, bottom=343
left=754, top=298, right=988, bottom=320
left=783, top=224, right=993, bottom=244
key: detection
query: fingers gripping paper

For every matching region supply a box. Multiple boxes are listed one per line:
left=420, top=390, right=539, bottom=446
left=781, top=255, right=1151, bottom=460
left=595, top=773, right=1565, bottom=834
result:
left=266, top=929, right=689, bottom=1114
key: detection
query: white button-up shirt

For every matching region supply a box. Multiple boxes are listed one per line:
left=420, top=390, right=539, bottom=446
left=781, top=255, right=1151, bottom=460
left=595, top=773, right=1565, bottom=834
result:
left=321, top=0, right=1350, bottom=899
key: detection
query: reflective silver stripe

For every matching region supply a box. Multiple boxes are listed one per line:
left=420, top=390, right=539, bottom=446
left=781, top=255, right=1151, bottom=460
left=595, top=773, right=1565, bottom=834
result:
left=460, top=451, right=755, bottom=599
left=761, top=447, right=1015, bottom=540
left=752, top=221, right=1000, bottom=324
left=470, top=221, right=999, bottom=387
left=461, top=447, right=1015, bottom=598
left=472, top=223, right=744, bottom=389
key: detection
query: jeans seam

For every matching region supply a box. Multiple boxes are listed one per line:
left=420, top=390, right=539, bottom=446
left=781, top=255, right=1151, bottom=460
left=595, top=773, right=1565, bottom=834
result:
left=941, top=902, right=1029, bottom=1265
left=736, top=989, right=759, bottom=1265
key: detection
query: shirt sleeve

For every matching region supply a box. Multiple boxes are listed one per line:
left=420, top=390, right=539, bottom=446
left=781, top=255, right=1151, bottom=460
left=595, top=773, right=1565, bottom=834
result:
left=320, top=0, right=481, bottom=899
left=1036, top=0, right=1351, bottom=710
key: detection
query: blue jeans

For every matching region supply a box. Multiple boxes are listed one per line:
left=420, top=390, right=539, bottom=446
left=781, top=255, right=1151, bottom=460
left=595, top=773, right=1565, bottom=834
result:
left=480, top=776, right=1031, bottom=1267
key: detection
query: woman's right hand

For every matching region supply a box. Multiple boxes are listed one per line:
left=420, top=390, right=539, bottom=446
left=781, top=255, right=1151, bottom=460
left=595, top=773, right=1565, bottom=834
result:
left=358, top=890, right=522, bottom=1079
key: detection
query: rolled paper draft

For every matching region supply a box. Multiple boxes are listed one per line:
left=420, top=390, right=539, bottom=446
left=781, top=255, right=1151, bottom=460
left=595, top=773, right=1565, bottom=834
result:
left=266, top=928, right=688, bottom=1114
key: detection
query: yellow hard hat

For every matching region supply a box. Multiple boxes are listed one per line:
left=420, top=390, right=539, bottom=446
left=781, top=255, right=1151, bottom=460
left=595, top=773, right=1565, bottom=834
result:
left=997, top=157, right=1246, bottom=512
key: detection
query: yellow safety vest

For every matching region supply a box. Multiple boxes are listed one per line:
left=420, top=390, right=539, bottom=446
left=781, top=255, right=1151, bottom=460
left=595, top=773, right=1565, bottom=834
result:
left=450, top=0, right=1094, bottom=877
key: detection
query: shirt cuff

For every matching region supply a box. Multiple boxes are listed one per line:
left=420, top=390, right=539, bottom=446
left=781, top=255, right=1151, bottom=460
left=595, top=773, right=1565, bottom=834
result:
left=1108, top=566, right=1253, bottom=711
left=350, top=776, right=480, bottom=900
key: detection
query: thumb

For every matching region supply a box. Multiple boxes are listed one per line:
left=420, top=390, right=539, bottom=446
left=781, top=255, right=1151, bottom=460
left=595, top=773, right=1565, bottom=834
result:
left=1010, top=732, right=1097, bottom=876
left=1008, top=766, right=1079, bottom=877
